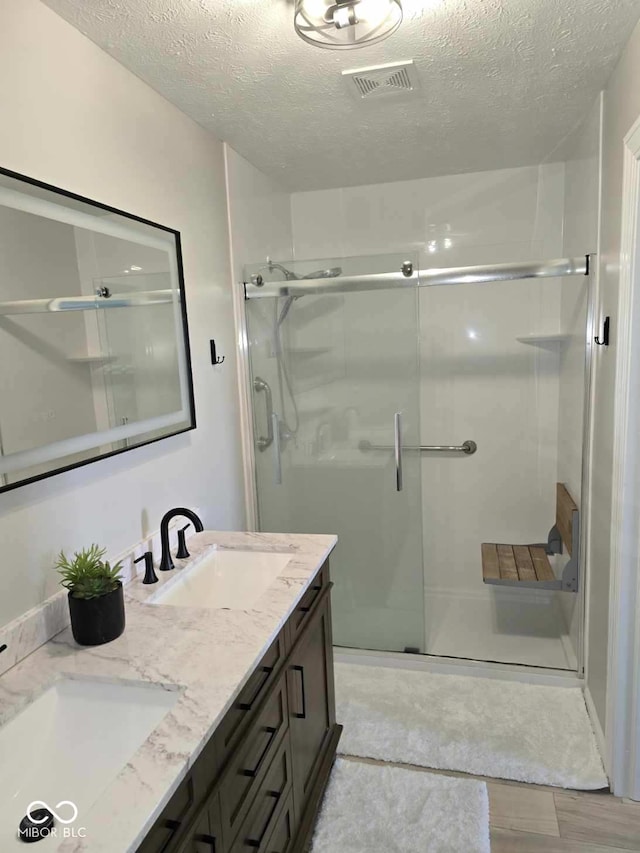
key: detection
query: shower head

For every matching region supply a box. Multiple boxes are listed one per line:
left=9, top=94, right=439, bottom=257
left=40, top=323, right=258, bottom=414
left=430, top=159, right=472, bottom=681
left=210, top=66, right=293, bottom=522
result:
left=276, top=267, right=343, bottom=326
left=302, top=267, right=343, bottom=279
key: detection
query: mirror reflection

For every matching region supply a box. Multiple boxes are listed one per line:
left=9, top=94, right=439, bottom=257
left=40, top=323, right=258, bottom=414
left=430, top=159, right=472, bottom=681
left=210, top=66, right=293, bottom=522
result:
left=0, top=170, right=195, bottom=491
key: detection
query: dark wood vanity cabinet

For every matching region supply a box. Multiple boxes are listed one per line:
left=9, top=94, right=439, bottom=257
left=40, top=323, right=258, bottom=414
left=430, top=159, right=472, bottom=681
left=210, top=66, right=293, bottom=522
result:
left=137, top=560, right=340, bottom=853
left=287, top=594, right=336, bottom=820
left=175, top=800, right=220, bottom=853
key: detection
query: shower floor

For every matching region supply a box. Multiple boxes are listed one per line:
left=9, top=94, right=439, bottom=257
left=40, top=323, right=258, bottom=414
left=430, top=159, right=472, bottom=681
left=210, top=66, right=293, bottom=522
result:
left=425, top=591, right=576, bottom=670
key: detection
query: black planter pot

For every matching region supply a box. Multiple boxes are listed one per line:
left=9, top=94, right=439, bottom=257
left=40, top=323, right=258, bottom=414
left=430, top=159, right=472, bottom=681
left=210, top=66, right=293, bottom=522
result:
left=68, top=583, right=125, bottom=646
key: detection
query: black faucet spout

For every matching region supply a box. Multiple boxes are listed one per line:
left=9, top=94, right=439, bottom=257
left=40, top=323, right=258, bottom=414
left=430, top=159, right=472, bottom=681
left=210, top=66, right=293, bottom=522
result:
left=159, top=507, right=204, bottom=571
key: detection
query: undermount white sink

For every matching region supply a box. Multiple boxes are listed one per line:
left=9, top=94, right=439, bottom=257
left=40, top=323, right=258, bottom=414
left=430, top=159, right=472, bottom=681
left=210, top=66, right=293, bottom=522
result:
left=0, top=678, right=178, bottom=851
left=150, top=549, right=292, bottom=610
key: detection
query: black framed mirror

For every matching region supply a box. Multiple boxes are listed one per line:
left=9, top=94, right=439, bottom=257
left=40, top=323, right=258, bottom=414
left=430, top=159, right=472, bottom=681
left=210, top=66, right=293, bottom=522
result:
left=0, top=166, right=196, bottom=493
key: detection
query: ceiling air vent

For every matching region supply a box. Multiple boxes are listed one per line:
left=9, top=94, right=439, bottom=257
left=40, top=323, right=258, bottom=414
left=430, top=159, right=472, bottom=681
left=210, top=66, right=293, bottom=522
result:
left=343, top=60, right=419, bottom=101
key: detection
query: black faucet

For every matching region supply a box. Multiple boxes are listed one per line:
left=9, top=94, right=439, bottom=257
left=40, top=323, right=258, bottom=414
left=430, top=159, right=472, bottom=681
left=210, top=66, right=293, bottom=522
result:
left=135, top=551, right=159, bottom=585
left=159, top=507, right=204, bottom=571
left=176, top=524, right=191, bottom=560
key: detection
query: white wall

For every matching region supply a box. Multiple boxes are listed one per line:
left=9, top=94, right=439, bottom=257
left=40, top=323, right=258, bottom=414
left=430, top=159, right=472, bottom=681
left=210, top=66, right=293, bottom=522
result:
left=587, top=15, right=640, bottom=732
left=0, top=0, right=243, bottom=628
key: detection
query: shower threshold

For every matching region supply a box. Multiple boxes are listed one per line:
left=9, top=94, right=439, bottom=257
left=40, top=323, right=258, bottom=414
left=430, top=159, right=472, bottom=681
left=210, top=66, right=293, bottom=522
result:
left=333, top=646, right=582, bottom=688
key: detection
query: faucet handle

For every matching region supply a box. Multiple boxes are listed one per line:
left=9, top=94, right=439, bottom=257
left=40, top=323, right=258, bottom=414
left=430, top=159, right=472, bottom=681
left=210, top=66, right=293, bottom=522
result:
left=176, top=524, right=191, bottom=560
left=134, top=551, right=158, bottom=585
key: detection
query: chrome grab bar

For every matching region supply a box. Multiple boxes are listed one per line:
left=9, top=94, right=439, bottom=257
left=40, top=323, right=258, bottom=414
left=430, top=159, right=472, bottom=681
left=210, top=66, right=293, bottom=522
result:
left=359, top=439, right=478, bottom=456
left=394, top=412, right=403, bottom=492
left=253, top=377, right=274, bottom=451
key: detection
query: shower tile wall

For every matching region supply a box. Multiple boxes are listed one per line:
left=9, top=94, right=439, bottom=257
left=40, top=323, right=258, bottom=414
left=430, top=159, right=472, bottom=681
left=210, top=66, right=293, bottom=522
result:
left=290, top=163, right=584, bottom=669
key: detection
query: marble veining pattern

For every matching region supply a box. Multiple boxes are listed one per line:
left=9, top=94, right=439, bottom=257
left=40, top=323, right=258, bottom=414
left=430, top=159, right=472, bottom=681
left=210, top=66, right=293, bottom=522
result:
left=0, top=531, right=336, bottom=853
left=0, top=520, right=190, bottom=678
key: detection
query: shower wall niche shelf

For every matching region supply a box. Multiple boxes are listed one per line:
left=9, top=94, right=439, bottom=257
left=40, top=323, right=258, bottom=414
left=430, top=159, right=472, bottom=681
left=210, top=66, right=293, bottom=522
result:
left=516, top=334, right=570, bottom=346
left=286, top=347, right=332, bottom=358
left=66, top=355, right=117, bottom=365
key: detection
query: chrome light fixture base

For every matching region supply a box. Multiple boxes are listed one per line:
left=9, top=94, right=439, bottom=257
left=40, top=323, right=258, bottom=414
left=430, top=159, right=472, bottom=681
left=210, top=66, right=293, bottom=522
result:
left=294, top=0, right=403, bottom=50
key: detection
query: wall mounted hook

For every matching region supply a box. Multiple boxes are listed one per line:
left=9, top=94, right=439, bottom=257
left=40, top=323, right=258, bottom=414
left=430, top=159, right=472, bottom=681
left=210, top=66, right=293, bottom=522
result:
left=595, top=316, right=610, bottom=347
left=210, top=339, right=225, bottom=365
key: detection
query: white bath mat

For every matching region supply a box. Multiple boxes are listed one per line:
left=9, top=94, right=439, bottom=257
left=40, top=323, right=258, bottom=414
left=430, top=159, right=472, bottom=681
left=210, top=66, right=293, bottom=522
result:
left=311, top=758, right=490, bottom=853
left=335, top=662, right=607, bottom=789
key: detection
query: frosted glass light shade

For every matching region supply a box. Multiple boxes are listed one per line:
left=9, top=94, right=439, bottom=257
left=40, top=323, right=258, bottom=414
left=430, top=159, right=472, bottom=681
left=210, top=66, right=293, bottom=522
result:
left=294, top=0, right=403, bottom=49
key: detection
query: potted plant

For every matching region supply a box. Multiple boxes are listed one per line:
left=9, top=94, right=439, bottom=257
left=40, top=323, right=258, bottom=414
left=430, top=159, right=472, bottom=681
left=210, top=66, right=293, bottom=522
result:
left=56, top=544, right=125, bottom=646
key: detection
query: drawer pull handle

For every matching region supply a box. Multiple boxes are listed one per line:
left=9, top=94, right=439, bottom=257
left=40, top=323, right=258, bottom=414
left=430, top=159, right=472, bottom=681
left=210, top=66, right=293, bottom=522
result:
left=292, top=665, right=306, bottom=719
left=245, top=792, right=281, bottom=848
left=298, top=583, right=322, bottom=615
left=238, top=665, right=274, bottom=711
left=194, top=833, right=217, bottom=851
left=241, top=726, right=279, bottom=778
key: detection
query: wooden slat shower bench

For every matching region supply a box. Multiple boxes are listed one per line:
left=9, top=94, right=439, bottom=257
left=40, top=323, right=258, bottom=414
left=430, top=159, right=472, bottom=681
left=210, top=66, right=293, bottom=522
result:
left=481, top=483, right=579, bottom=592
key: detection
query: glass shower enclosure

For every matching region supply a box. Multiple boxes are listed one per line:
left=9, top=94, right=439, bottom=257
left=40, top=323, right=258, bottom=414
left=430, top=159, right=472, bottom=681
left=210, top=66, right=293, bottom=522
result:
left=245, top=254, right=425, bottom=653
left=243, top=253, right=590, bottom=670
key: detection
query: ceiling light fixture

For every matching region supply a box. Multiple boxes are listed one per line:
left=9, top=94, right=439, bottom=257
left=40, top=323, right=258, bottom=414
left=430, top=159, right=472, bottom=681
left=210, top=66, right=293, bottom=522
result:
left=294, top=0, right=403, bottom=50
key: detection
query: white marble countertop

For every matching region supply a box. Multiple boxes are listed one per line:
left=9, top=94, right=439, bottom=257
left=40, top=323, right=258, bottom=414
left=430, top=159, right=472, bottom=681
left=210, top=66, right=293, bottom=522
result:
left=0, top=531, right=337, bottom=853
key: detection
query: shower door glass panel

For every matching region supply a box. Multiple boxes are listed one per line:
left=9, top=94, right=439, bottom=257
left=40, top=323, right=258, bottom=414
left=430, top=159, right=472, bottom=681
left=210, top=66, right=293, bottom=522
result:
left=246, top=255, right=424, bottom=653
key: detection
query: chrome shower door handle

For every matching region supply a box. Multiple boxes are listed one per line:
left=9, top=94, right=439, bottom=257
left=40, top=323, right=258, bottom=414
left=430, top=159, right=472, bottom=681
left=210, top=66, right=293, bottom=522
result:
left=272, top=412, right=282, bottom=485
left=254, top=376, right=274, bottom=451
left=394, top=412, right=403, bottom=492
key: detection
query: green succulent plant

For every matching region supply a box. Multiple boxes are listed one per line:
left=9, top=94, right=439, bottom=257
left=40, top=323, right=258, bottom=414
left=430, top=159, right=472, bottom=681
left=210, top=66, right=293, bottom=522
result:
left=55, top=544, right=123, bottom=600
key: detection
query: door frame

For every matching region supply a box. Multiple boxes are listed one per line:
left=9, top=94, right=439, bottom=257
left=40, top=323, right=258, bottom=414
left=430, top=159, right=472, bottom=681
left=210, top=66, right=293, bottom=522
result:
left=605, top=111, right=640, bottom=799
left=224, top=147, right=259, bottom=531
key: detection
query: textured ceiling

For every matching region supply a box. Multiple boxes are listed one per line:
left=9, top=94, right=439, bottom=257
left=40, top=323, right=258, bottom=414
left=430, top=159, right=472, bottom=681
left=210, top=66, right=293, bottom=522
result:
left=42, top=0, right=640, bottom=190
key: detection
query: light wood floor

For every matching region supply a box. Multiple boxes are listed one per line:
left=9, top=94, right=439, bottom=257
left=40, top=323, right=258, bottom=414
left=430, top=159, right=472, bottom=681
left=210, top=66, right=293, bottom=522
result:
left=341, top=755, right=640, bottom=851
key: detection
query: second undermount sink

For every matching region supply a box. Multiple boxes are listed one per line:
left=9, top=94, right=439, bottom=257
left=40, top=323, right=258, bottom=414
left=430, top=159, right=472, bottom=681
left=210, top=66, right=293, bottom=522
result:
left=0, top=678, right=178, bottom=851
left=150, top=549, right=292, bottom=610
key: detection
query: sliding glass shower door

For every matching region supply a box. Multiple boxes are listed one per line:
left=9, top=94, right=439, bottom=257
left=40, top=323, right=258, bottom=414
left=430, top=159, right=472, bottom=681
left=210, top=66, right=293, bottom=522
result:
left=245, top=255, right=424, bottom=653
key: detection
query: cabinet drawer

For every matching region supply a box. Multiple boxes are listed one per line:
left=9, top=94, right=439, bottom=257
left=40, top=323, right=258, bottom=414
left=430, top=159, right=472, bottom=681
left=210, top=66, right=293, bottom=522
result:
left=220, top=674, right=288, bottom=845
left=174, top=791, right=222, bottom=853
left=136, top=773, right=199, bottom=853
left=217, top=631, right=287, bottom=766
left=230, top=735, right=293, bottom=853
left=287, top=563, right=329, bottom=648
left=262, top=792, right=295, bottom=853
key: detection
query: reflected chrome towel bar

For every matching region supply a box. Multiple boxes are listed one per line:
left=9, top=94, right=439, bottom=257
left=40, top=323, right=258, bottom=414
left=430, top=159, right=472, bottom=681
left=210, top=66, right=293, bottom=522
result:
left=359, top=439, right=477, bottom=455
